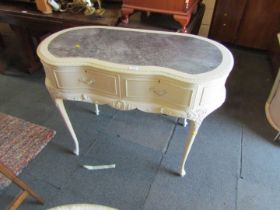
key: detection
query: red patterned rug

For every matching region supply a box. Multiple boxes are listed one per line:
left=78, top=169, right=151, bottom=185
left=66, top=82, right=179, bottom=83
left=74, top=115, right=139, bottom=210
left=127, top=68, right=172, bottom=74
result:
left=0, top=113, right=56, bottom=190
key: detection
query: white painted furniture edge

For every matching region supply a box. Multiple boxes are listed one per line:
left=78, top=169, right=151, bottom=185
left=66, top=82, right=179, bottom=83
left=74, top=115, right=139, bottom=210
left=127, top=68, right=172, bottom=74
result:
left=265, top=33, right=280, bottom=138
left=37, top=26, right=234, bottom=177
left=47, top=203, right=117, bottom=210
left=265, top=69, right=280, bottom=140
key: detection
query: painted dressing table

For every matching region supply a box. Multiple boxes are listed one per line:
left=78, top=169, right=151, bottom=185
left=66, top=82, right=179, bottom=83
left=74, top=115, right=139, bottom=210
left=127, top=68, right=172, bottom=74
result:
left=37, top=26, right=234, bottom=176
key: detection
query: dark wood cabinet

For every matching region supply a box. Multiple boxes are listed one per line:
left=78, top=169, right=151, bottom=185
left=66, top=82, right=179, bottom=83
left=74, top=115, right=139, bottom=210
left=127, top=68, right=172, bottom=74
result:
left=209, top=0, right=280, bottom=50
left=121, top=0, right=201, bottom=32
left=0, top=1, right=119, bottom=73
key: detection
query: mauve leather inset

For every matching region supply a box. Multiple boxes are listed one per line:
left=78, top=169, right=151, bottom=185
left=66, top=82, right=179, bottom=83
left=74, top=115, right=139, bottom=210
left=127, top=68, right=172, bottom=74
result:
left=48, top=28, right=223, bottom=74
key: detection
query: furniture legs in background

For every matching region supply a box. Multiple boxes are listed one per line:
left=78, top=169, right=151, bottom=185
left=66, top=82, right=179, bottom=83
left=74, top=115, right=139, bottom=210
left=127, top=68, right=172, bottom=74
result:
left=0, top=161, right=44, bottom=210
left=274, top=132, right=280, bottom=141
left=183, top=118, right=188, bottom=127
left=121, top=7, right=134, bottom=24
left=54, top=98, right=80, bottom=156
left=182, top=118, right=188, bottom=127
left=173, top=14, right=191, bottom=33
left=0, top=32, right=5, bottom=48
left=179, top=120, right=201, bottom=177
left=0, top=32, right=5, bottom=74
left=9, top=25, right=41, bottom=73
left=53, top=98, right=203, bottom=177
left=178, top=118, right=188, bottom=127
left=95, top=104, right=100, bottom=116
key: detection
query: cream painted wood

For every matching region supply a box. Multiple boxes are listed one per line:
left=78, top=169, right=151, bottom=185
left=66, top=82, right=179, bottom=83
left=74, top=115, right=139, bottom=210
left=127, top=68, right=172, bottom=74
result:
left=179, top=118, right=188, bottom=127
left=180, top=120, right=200, bottom=176
left=54, top=98, right=80, bottom=155
left=37, top=26, right=234, bottom=176
left=265, top=69, right=280, bottom=141
left=95, top=104, right=100, bottom=116
left=47, top=203, right=117, bottom=210
left=183, top=118, right=188, bottom=127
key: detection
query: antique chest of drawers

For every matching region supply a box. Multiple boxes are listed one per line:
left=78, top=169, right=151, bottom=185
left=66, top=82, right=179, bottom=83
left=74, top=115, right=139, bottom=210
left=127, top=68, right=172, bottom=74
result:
left=121, top=0, right=201, bottom=32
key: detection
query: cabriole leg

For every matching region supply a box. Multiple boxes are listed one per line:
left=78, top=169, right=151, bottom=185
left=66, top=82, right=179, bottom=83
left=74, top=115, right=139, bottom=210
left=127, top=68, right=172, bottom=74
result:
left=179, top=120, right=201, bottom=177
left=55, top=98, right=80, bottom=156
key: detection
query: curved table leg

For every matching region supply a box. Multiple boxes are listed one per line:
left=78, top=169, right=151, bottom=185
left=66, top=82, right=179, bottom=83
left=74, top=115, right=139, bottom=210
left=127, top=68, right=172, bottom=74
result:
left=179, top=120, right=201, bottom=177
left=95, top=104, right=100, bottom=116
left=55, top=98, right=80, bottom=156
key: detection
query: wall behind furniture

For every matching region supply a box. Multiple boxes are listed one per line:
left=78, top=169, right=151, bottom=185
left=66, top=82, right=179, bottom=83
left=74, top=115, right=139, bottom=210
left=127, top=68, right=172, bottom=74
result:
left=198, top=0, right=216, bottom=37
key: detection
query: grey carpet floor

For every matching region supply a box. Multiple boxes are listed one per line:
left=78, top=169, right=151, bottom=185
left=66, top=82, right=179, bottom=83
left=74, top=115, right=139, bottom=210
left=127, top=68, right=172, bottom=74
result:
left=0, top=36, right=280, bottom=209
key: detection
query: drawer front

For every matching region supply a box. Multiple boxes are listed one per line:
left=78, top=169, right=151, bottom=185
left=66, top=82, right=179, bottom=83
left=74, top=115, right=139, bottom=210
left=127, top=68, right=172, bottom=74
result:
left=122, top=77, right=193, bottom=108
left=54, top=68, right=119, bottom=96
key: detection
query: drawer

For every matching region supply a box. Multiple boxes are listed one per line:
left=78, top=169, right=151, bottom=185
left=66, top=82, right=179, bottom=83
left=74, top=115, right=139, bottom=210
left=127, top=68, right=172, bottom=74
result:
left=53, top=68, right=119, bottom=96
left=122, top=77, right=193, bottom=107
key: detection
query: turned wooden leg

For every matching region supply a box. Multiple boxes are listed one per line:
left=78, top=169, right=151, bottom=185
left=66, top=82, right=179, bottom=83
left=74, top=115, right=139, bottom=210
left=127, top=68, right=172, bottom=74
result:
left=173, top=14, right=191, bottom=33
left=0, top=162, right=44, bottom=209
left=55, top=98, right=80, bottom=155
left=121, top=7, right=134, bottom=24
left=179, top=120, right=201, bottom=176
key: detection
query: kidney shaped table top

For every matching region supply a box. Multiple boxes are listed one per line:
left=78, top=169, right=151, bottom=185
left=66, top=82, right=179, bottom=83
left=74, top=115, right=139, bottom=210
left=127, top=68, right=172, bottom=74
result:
left=37, top=26, right=234, bottom=177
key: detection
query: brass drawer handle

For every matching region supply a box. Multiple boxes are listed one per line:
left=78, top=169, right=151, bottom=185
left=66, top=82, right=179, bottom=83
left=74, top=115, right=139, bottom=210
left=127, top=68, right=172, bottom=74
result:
left=149, top=87, right=167, bottom=96
left=79, top=77, right=95, bottom=85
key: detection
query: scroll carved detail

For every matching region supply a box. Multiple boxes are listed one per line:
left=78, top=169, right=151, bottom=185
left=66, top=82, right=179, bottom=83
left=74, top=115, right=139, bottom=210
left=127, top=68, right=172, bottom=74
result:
left=79, top=77, right=95, bottom=86
left=111, top=100, right=134, bottom=111
left=185, top=108, right=208, bottom=123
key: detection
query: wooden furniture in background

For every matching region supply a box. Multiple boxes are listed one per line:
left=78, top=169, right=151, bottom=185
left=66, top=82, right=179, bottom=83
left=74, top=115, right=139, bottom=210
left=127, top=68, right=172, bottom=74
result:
left=37, top=26, right=234, bottom=176
left=0, top=32, right=4, bottom=48
left=0, top=1, right=205, bottom=74
left=209, top=0, right=280, bottom=50
left=0, top=1, right=119, bottom=73
left=35, top=0, right=52, bottom=14
left=119, top=3, right=205, bottom=35
left=121, top=0, right=201, bottom=32
left=269, top=33, right=280, bottom=77
left=0, top=32, right=5, bottom=73
left=0, top=112, right=55, bottom=209
left=0, top=161, right=43, bottom=210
